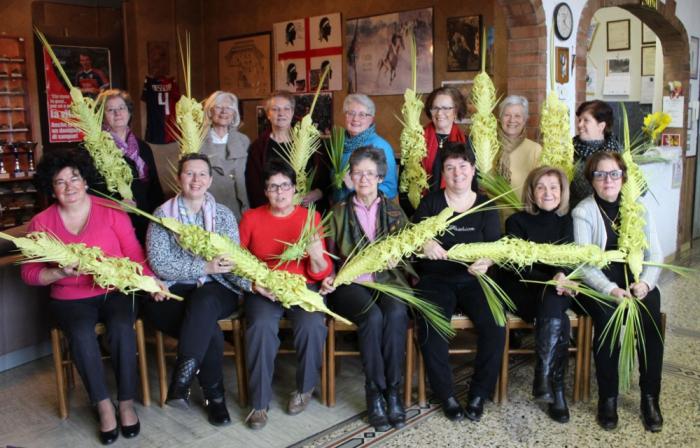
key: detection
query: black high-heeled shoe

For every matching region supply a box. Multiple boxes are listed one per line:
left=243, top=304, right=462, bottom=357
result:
left=93, top=403, right=119, bottom=445
left=120, top=407, right=140, bottom=439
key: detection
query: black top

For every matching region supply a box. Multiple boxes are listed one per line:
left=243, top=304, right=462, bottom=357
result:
left=594, top=194, right=631, bottom=285
left=505, top=209, right=573, bottom=281
left=413, top=190, right=500, bottom=280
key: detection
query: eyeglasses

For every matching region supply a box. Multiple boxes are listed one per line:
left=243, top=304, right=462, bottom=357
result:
left=345, top=111, right=372, bottom=120
left=53, top=175, right=84, bottom=189
left=269, top=106, right=293, bottom=113
left=430, top=106, right=455, bottom=114
left=213, top=105, right=235, bottom=113
left=350, top=171, right=379, bottom=180
left=265, top=182, right=294, bottom=193
left=592, top=170, right=624, bottom=181
left=106, top=105, right=128, bottom=115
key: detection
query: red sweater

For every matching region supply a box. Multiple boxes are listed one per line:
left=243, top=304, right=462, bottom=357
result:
left=20, top=195, right=152, bottom=300
left=239, top=205, right=332, bottom=282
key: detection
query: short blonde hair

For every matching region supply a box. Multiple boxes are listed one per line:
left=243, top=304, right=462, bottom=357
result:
left=522, top=166, right=570, bottom=216
left=203, top=90, right=241, bottom=129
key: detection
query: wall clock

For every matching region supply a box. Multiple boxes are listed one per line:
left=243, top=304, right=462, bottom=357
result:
left=554, top=3, right=573, bottom=41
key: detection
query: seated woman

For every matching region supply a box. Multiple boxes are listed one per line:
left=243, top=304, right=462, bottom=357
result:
left=145, top=153, right=250, bottom=427
left=321, top=147, right=411, bottom=431
left=573, top=151, right=663, bottom=432
left=503, top=166, right=576, bottom=423
left=239, top=160, right=332, bottom=430
left=414, top=142, right=504, bottom=422
left=20, top=148, right=154, bottom=445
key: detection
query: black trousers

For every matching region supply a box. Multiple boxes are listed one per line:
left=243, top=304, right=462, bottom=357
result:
left=143, top=282, right=238, bottom=387
left=507, top=281, right=573, bottom=324
left=579, top=287, right=663, bottom=399
left=327, top=283, right=408, bottom=390
left=50, top=292, right=138, bottom=404
left=416, top=274, right=506, bottom=401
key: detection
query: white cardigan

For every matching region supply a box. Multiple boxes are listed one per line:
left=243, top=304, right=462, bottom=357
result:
left=572, top=195, right=662, bottom=295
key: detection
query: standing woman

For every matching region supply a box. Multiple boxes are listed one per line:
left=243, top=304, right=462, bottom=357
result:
left=503, top=166, right=576, bottom=423
left=414, top=142, right=504, bottom=422
left=200, top=90, right=250, bottom=220
left=422, top=86, right=467, bottom=193
left=570, top=100, right=621, bottom=206
left=573, top=151, right=663, bottom=432
left=145, top=153, right=250, bottom=427
left=239, top=160, right=332, bottom=430
left=98, top=89, right=164, bottom=243
left=321, top=147, right=411, bottom=431
left=21, top=148, right=154, bottom=445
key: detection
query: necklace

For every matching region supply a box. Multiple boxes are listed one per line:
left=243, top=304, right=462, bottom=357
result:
left=597, top=204, right=619, bottom=229
left=437, top=134, right=449, bottom=149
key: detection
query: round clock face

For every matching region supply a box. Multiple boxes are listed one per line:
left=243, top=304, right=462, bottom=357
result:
left=555, top=3, right=573, bottom=40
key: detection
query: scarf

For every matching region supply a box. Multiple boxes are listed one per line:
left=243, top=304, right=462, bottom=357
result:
left=111, top=130, right=149, bottom=181
left=423, top=123, right=466, bottom=190
left=497, top=127, right=526, bottom=183
left=573, top=135, right=622, bottom=161
left=344, top=124, right=378, bottom=153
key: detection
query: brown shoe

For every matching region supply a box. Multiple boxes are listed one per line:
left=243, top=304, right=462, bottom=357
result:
left=287, top=390, right=313, bottom=415
left=245, top=408, right=268, bottom=430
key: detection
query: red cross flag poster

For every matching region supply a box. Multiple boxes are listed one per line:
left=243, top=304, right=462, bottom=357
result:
left=273, top=13, right=343, bottom=92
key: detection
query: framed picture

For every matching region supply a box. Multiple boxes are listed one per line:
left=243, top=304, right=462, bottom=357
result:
left=219, top=33, right=271, bottom=100
left=606, top=19, right=630, bottom=51
left=555, top=47, right=569, bottom=84
left=606, top=57, right=630, bottom=75
left=273, top=13, right=343, bottom=93
left=690, top=36, right=699, bottom=80
left=293, top=92, right=333, bottom=137
left=446, top=15, right=481, bottom=72
left=641, top=45, right=656, bottom=76
left=661, top=133, right=681, bottom=148
left=641, top=23, right=656, bottom=45
left=346, top=8, right=433, bottom=95
left=441, top=80, right=474, bottom=124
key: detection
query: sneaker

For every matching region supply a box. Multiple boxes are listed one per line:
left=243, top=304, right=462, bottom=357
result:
left=245, top=408, right=268, bottom=430
left=287, top=390, right=313, bottom=415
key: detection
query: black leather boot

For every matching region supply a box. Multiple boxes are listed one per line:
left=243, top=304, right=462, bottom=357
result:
left=547, top=328, right=570, bottom=423
left=597, top=396, right=618, bottom=430
left=365, top=382, right=391, bottom=432
left=442, top=396, right=465, bottom=421
left=640, top=394, right=663, bottom=432
left=464, top=395, right=485, bottom=422
left=533, top=318, right=562, bottom=403
left=202, top=380, right=232, bottom=426
left=166, top=357, right=199, bottom=409
left=384, top=384, right=406, bottom=429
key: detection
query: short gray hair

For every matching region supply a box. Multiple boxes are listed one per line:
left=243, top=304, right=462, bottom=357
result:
left=348, top=146, right=387, bottom=178
left=344, top=93, right=375, bottom=116
left=203, top=90, right=241, bottom=129
left=498, top=95, right=529, bottom=120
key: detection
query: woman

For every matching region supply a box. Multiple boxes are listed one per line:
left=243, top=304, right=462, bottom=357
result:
left=239, top=160, right=332, bottom=430
left=573, top=151, right=663, bottom=432
left=145, top=153, right=250, bottom=427
left=414, top=142, right=504, bottom=422
left=321, top=147, right=411, bottom=431
left=503, top=166, right=576, bottom=423
left=246, top=91, right=326, bottom=210
left=200, top=90, right=250, bottom=220
left=570, top=100, right=621, bottom=206
left=21, top=148, right=155, bottom=444
left=98, top=89, right=164, bottom=243
left=497, top=95, right=542, bottom=197
left=338, top=94, right=398, bottom=201
left=422, top=86, right=467, bottom=193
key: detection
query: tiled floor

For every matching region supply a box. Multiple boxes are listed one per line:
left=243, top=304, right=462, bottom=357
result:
left=1, top=247, right=698, bottom=447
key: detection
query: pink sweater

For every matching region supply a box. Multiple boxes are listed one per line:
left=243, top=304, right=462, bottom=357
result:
left=20, top=195, right=152, bottom=300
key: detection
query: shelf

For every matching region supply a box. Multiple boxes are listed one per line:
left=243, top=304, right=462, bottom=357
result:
left=0, top=58, right=24, bottom=63
left=0, top=176, right=34, bottom=183
left=0, top=92, right=25, bottom=96
left=0, top=129, right=29, bottom=133
left=0, top=109, right=25, bottom=112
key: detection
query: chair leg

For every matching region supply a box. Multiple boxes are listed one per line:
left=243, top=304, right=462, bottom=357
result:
left=232, top=319, right=248, bottom=408
left=327, top=319, right=336, bottom=407
left=51, top=328, right=69, bottom=419
left=135, top=319, right=151, bottom=407
left=321, top=339, right=328, bottom=406
left=404, top=325, right=414, bottom=408
left=661, top=312, right=666, bottom=339
left=583, top=316, right=592, bottom=402
left=417, top=346, right=426, bottom=407
left=499, top=322, right=510, bottom=404
left=573, top=318, right=585, bottom=403
left=155, top=330, right=167, bottom=407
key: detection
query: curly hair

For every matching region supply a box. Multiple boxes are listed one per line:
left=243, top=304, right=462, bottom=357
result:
left=34, top=147, right=102, bottom=196
left=424, top=86, right=467, bottom=121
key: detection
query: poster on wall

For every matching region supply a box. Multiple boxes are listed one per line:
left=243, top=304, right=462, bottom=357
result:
left=273, top=13, right=343, bottom=93
left=219, top=33, right=271, bottom=100
left=43, top=45, right=112, bottom=143
left=446, top=15, right=481, bottom=72
left=346, top=8, right=433, bottom=95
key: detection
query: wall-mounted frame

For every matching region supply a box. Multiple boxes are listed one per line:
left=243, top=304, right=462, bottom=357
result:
left=218, top=33, right=271, bottom=100
left=446, top=15, right=482, bottom=72
left=555, top=46, right=569, bottom=84
left=641, top=45, right=656, bottom=76
left=441, top=79, right=474, bottom=124
left=690, top=36, right=699, bottom=80
left=606, top=19, right=630, bottom=51
left=641, top=23, right=656, bottom=45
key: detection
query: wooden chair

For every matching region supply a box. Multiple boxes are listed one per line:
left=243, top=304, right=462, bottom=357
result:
left=50, top=318, right=150, bottom=419
left=154, top=313, right=247, bottom=407
left=582, top=312, right=666, bottom=401
left=499, top=311, right=587, bottom=403
left=416, top=314, right=507, bottom=407
left=326, top=319, right=415, bottom=408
